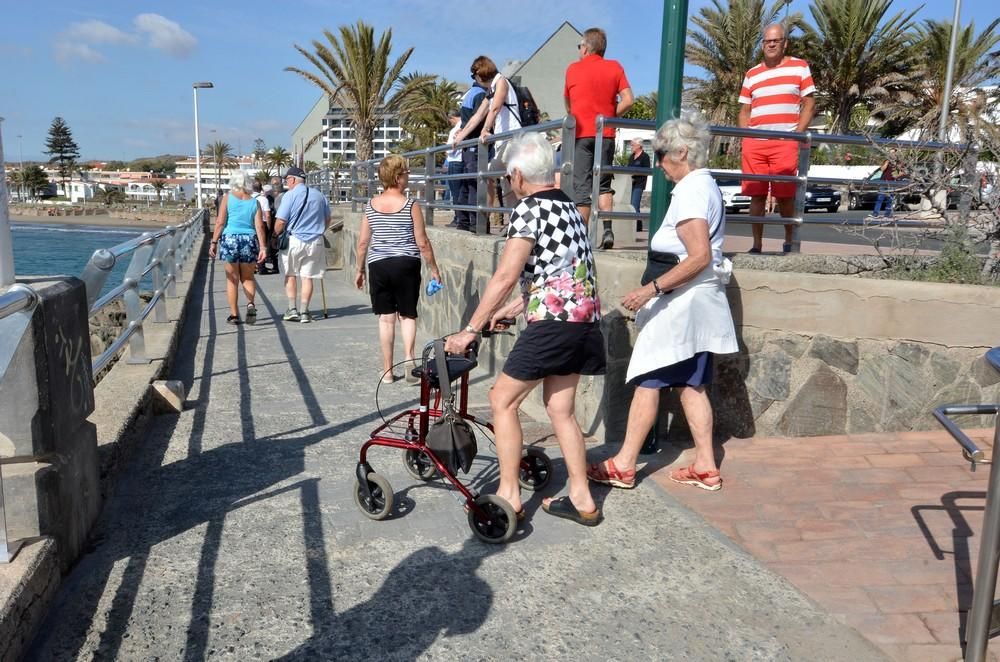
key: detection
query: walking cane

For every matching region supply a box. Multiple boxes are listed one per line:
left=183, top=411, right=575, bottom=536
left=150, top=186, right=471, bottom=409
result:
left=320, top=276, right=328, bottom=318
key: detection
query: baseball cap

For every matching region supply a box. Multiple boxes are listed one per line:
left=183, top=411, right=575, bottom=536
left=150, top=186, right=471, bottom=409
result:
left=284, top=166, right=307, bottom=179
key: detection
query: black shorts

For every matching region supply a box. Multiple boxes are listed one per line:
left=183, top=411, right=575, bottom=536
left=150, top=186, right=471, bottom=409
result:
left=573, top=137, right=615, bottom=206
left=503, top=320, right=606, bottom=381
left=368, top=256, right=421, bottom=317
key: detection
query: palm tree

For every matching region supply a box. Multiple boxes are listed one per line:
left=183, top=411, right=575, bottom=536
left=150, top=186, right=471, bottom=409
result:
left=875, top=18, right=1000, bottom=143
left=150, top=179, right=167, bottom=204
left=399, top=74, right=459, bottom=147
left=286, top=20, right=433, bottom=161
left=800, top=0, right=919, bottom=135
left=304, top=160, right=319, bottom=172
left=204, top=140, right=238, bottom=197
left=254, top=168, right=274, bottom=186
left=266, top=146, right=292, bottom=172
left=327, top=154, right=346, bottom=204
left=685, top=0, right=798, bottom=129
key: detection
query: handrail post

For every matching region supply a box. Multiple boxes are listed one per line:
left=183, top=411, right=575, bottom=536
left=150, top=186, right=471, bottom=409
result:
left=350, top=163, right=358, bottom=212
left=590, top=116, right=606, bottom=249
left=964, top=412, right=1000, bottom=662
left=123, top=235, right=155, bottom=364
left=790, top=132, right=811, bottom=254
left=80, top=248, right=117, bottom=311
left=560, top=115, right=577, bottom=201
left=165, top=225, right=179, bottom=298
left=367, top=162, right=376, bottom=205
left=0, top=465, right=23, bottom=564
left=423, top=148, right=435, bottom=226
left=151, top=235, right=169, bottom=323
left=475, top=140, right=489, bottom=235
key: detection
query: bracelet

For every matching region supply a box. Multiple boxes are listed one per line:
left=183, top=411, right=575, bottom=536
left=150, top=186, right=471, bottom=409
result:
left=651, top=279, right=663, bottom=296
left=464, top=324, right=480, bottom=335
left=211, top=240, right=218, bottom=244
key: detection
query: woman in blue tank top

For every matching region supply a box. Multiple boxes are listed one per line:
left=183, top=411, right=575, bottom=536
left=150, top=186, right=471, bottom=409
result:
left=208, top=172, right=266, bottom=324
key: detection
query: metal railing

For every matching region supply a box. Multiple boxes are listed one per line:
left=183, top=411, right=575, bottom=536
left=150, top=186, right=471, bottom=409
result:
left=0, top=284, right=39, bottom=563
left=933, top=346, right=1000, bottom=662
left=81, top=209, right=205, bottom=375
left=590, top=116, right=971, bottom=251
left=349, top=117, right=577, bottom=235
left=346, top=115, right=975, bottom=251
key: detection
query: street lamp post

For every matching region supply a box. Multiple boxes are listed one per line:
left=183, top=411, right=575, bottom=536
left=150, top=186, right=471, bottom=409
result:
left=192, top=82, right=214, bottom=209
left=0, top=117, right=15, bottom=287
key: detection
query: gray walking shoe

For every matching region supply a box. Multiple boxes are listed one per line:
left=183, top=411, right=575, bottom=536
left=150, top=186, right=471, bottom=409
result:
left=300, top=310, right=311, bottom=323
left=282, top=307, right=300, bottom=322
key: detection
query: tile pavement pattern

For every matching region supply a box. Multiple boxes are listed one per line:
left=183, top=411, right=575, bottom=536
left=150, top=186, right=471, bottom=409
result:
left=651, top=428, right=1000, bottom=662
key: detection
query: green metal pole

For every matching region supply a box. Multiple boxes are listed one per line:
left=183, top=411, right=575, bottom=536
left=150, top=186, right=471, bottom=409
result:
left=642, top=0, right=689, bottom=455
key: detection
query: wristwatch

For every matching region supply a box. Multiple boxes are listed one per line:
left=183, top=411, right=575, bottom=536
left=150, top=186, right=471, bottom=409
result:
left=651, top=279, right=663, bottom=295
left=464, top=324, right=480, bottom=335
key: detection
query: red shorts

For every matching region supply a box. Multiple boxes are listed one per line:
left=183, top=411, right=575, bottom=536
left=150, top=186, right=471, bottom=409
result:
left=741, top=138, right=799, bottom=198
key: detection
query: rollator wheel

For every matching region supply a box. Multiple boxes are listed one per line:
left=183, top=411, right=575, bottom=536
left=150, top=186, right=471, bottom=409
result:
left=518, top=447, right=552, bottom=492
left=354, top=472, right=394, bottom=520
left=402, top=449, right=439, bottom=480
left=467, top=494, right=517, bottom=544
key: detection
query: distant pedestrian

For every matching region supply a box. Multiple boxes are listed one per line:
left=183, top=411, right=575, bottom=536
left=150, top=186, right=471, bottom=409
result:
left=872, top=149, right=898, bottom=219
left=590, top=115, right=737, bottom=492
left=738, top=22, right=816, bottom=253
left=628, top=138, right=650, bottom=230
left=355, top=155, right=442, bottom=384
left=450, top=66, right=490, bottom=231
left=252, top=181, right=275, bottom=273
left=444, top=110, right=462, bottom=224
left=564, top=27, right=633, bottom=248
left=208, top=172, right=267, bottom=325
left=274, top=166, right=330, bottom=323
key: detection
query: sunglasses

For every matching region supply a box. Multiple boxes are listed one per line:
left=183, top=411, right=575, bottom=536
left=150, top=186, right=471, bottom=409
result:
left=762, top=38, right=784, bottom=45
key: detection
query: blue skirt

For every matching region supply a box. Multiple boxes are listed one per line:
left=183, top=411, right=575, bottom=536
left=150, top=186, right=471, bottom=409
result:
left=629, top=352, right=713, bottom=389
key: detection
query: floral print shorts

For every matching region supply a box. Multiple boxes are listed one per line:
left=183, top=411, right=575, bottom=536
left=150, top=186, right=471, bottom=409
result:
left=218, top=233, right=259, bottom=263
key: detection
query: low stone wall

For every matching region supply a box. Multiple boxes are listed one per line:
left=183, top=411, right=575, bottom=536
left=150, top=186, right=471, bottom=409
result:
left=338, top=210, right=1000, bottom=439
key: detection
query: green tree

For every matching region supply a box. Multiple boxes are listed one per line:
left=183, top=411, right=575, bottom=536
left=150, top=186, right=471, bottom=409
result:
left=686, top=0, right=797, bottom=129
left=266, top=146, right=292, bottom=171
left=252, top=138, right=268, bottom=167
left=105, top=160, right=127, bottom=171
left=254, top=167, right=274, bottom=186
left=622, top=93, right=657, bottom=120
left=875, top=18, right=1000, bottom=142
left=304, top=160, right=319, bottom=172
left=99, top=187, right=125, bottom=206
left=204, top=140, right=238, bottom=197
left=44, top=116, right=80, bottom=198
left=800, top=0, right=919, bottom=135
left=399, top=75, right=458, bottom=149
left=20, top=164, right=49, bottom=199
left=286, top=20, right=433, bottom=161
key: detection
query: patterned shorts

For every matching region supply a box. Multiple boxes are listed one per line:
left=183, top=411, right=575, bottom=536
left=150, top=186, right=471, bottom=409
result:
left=218, top=233, right=259, bottom=263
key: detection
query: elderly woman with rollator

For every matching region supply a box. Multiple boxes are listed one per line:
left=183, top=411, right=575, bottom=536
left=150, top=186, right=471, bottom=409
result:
left=445, top=131, right=606, bottom=526
left=589, top=115, right=737, bottom=492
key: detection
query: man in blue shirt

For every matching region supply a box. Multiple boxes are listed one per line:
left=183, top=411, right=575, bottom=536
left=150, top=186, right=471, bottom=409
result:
left=452, top=79, right=488, bottom=231
left=274, top=166, right=331, bottom=322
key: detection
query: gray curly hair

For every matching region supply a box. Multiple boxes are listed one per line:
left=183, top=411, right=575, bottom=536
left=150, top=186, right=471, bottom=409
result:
left=652, top=114, right=712, bottom=169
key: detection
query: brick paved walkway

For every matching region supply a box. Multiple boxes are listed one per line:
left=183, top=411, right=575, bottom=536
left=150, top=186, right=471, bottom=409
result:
left=641, top=428, right=998, bottom=661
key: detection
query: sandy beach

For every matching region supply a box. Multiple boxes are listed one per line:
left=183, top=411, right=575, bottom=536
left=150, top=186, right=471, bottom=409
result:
left=10, top=213, right=191, bottom=230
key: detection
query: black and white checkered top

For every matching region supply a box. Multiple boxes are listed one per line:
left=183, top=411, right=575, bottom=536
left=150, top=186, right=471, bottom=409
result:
left=506, top=188, right=601, bottom=323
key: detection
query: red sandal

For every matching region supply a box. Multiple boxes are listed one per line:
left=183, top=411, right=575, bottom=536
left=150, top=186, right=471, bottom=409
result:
left=669, top=464, right=722, bottom=491
left=586, top=458, right=636, bottom=489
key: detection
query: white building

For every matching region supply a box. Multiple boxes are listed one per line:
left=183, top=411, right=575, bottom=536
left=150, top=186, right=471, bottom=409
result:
left=292, top=100, right=407, bottom=167
left=174, top=156, right=257, bottom=202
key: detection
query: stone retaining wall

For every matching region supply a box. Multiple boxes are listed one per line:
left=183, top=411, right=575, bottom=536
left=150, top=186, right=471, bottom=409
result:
left=338, top=210, right=1000, bottom=439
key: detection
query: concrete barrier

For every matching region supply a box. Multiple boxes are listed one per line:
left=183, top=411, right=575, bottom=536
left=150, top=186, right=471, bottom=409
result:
left=338, top=209, right=1000, bottom=440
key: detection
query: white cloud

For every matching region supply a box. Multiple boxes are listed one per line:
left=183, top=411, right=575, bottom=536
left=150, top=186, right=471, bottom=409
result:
left=54, top=42, right=106, bottom=64
left=133, top=14, right=197, bottom=58
left=64, top=19, right=137, bottom=45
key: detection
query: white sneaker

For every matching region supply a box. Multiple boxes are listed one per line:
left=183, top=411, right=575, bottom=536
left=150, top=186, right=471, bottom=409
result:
left=300, top=311, right=311, bottom=323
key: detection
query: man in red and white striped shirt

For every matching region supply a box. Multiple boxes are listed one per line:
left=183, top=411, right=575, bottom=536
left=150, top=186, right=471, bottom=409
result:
left=738, top=23, right=816, bottom=253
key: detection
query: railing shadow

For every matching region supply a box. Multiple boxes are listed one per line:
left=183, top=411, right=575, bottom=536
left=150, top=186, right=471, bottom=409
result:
left=911, top=490, right=985, bottom=649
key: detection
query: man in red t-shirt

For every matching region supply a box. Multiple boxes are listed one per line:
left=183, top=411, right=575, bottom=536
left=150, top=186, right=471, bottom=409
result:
left=564, top=27, right=633, bottom=248
left=738, top=23, right=816, bottom=253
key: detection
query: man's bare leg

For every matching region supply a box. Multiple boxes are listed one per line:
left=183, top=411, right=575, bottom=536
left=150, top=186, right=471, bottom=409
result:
left=749, top=195, right=767, bottom=251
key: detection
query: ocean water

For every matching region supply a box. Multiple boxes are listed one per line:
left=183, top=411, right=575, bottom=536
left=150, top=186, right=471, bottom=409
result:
left=11, top=222, right=146, bottom=291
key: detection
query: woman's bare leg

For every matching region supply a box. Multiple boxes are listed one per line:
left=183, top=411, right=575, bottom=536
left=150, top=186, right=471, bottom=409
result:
left=488, top=373, right=539, bottom=513
left=541, top=373, right=596, bottom=514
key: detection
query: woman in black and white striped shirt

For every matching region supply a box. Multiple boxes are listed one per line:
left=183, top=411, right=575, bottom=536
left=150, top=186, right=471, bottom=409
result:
left=355, top=155, right=442, bottom=384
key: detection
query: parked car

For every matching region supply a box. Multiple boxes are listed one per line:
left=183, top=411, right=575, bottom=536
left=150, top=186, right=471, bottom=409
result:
left=804, top=184, right=841, bottom=212
left=846, top=170, right=921, bottom=211
left=715, top=176, right=751, bottom=213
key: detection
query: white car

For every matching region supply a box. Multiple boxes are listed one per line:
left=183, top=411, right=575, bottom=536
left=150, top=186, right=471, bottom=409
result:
left=715, top=176, right=751, bottom=213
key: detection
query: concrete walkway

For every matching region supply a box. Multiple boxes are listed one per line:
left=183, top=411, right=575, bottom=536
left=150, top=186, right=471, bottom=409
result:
left=25, top=256, right=881, bottom=661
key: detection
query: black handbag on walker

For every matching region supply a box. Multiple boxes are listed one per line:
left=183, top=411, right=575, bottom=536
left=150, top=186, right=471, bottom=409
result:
left=425, top=339, right=478, bottom=475
left=640, top=216, right=723, bottom=288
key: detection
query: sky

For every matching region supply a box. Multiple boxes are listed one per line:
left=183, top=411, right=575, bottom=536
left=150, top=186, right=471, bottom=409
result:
left=2, top=0, right=994, bottom=163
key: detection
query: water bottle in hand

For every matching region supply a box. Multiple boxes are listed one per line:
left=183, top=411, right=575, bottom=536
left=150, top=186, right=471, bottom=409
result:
left=426, top=278, right=443, bottom=296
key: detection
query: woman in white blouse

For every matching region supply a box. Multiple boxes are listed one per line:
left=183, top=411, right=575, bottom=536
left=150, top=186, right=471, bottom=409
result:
left=589, top=115, right=738, bottom=491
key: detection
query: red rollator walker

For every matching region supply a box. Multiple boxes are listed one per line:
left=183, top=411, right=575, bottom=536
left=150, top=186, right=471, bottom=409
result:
left=354, top=324, right=553, bottom=543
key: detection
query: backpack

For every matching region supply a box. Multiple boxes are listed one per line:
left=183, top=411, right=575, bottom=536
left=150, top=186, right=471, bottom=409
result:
left=506, top=83, right=540, bottom=127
